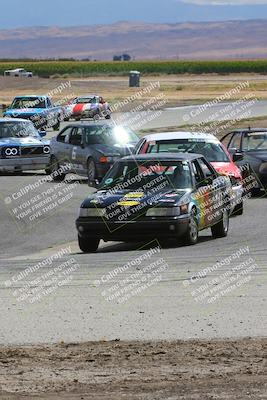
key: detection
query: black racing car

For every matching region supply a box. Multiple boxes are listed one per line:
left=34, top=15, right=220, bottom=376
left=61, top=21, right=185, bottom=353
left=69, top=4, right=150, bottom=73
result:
left=221, top=129, right=267, bottom=193
left=76, top=153, right=232, bottom=252
left=49, top=122, right=139, bottom=182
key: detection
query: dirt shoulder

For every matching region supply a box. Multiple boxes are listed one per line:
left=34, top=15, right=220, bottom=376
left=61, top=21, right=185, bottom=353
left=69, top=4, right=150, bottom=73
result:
left=0, top=338, right=266, bottom=400
left=1, top=73, right=267, bottom=107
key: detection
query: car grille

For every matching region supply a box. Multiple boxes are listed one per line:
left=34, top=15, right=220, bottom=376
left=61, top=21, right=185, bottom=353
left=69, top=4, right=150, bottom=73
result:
left=21, top=146, right=47, bottom=157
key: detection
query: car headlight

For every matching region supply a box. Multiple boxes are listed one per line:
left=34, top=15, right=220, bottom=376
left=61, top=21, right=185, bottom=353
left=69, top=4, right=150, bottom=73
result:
left=259, top=162, right=267, bottom=174
left=4, top=147, right=19, bottom=157
left=43, top=146, right=50, bottom=154
left=79, top=208, right=106, bottom=217
left=146, top=207, right=181, bottom=217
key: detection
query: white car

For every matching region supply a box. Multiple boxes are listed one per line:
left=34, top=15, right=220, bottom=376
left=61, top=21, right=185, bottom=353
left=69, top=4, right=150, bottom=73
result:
left=135, top=131, right=244, bottom=215
left=4, top=68, right=33, bottom=78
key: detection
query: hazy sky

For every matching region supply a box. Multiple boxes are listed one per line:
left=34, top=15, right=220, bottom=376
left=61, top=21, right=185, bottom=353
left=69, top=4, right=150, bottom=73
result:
left=0, top=0, right=267, bottom=28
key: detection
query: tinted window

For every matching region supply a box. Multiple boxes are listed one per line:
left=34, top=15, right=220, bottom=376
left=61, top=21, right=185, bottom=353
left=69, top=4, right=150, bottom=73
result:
left=243, top=132, right=267, bottom=151
left=147, top=139, right=230, bottom=162
left=0, top=121, right=38, bottom=138
left=84, top=126, right=138, bottom=146
left=192, top=160, right=204, bottom=185
left=221, top=132, right=235, bottom=148
left=76, top=97, right=97, bottom=104
left=198, top=158, right=217, bottom=179
left=100, top=160, right=193, bottom=191
left=11, top=97, right=46, bottom=109
left=57, top=127, right=72, bottom=143
left=229, top=133, right=242, bottom=151
left=70, top=128, right=83, bottom=146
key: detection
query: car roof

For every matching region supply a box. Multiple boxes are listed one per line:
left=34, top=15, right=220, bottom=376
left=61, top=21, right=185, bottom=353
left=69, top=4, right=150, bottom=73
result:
left=63, top=121, right=115, bottom=128
left=77, top=95, right=99, bottom=98
left=141, top=131, right=219, bottom=142
left=121, top=153, right=203, bottom=162
left=12, top=95, right=46, bottom=98
left=0, top=118, right=33, bottom=123
left=229, top=128, right=267, bottom=133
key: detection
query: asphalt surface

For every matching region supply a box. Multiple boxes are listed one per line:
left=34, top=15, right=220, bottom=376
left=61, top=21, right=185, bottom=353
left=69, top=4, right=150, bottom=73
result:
left=113, top=99, right=267, bottom=130
left=0, top=101, right=267, bottom=345
left=0, top=170, right=266, bottom=344
left=37, top=99, right=267, bottom=134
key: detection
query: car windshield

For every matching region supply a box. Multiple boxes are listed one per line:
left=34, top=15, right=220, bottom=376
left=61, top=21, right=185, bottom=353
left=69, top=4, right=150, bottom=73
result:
left=84, top=125, right=138, bottom=146
left=147, top=139, right=230, bottom=163
left=10, top=97, right=46, bottom=109
left=0, top=121, right=39, bottom=138
left=99, top=160, right=193, bottom=191
left=243, top=132, right=267, bottom=151
left=76, top=97, right=97, bottom=104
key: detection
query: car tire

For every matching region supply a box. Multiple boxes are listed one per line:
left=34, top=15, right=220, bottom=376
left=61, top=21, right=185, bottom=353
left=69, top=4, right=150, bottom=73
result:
left=87, top=158, right=97, bottom=182
left=105, top=114, right=111, bottom=119
left=233, top=200, right=243, bottom=216
left=50, top=156, right=66, bottom=181
left=211, top=208, right=229, bottom=238
left=78, top=235, right=99, bottom=253
left=182, top=208, right=199, bottom=245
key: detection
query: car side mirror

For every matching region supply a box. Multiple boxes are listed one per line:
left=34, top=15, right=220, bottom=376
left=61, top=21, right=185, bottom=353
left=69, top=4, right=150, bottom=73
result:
left=204, top=176, right=213, bottom=185
left=88, top=178, right=99, bottom=188
left=39, top=130, right=47, bottom=137
left=197, top=177, right=213, bottom=187
left=228, top=147, right=238, bottom=154
left=232, top=152, right=244, bottom=162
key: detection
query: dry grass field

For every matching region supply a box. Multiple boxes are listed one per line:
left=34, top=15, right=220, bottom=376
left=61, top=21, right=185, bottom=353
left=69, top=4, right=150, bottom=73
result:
left=1, top=74, right=267, bottom=108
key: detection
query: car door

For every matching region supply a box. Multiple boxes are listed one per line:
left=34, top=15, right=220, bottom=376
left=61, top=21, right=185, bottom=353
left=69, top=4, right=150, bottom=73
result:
left=200, top=156, right=230, bottom=223
left=192, top=158, right=221, bottom=229
left=69, top=127, right=87, bottom=174
left=54, top=126, right=74, bottom=169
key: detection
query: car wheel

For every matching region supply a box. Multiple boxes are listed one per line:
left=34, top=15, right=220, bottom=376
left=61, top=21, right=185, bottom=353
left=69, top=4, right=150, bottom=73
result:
left=182, top=208, right=199, bottom=245
left=211, top=208, right=229, bottom=238
left=233, top=200, right=243, bottom=216
left=78, top=235, right=99, bottom=253
left=105, top=114, right=111, bottom=119
left=87, top=158, right=97, bottom=182
left=50, top=156, right=66, bottom=181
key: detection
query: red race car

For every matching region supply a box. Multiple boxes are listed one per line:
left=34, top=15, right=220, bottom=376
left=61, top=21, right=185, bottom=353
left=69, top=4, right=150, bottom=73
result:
left=135, top=131, right=244, bottom=215
left=65, top=95, right=111, bottom=121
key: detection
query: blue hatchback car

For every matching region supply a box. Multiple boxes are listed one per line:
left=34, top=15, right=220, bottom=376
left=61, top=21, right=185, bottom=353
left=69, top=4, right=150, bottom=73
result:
left=0, top=118, right=50, bottom=173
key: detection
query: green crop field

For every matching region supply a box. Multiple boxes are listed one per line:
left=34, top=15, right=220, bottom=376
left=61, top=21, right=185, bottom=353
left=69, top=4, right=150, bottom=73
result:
left=1, top=60, right=267, bottom=77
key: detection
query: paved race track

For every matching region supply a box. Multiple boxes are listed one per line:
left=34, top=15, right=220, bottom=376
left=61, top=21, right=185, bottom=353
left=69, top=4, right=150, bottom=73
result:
left=0, top=172, right=266, bottom=344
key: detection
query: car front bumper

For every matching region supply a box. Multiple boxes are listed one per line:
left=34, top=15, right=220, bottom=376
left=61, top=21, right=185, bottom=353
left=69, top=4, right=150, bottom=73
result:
left=0, top=156, right=49, bottom=172
left=76, top=215, right=190, bottom=241
left=230, top=184, right=244, bottom=210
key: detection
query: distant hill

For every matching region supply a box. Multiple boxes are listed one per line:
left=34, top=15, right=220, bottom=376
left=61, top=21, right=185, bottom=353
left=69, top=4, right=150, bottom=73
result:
left=1, top=20, right=267, bottom=60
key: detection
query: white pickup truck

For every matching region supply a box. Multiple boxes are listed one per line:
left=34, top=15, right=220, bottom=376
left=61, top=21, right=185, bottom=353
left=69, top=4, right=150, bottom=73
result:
left=4, top=68, right=33, bottom=77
